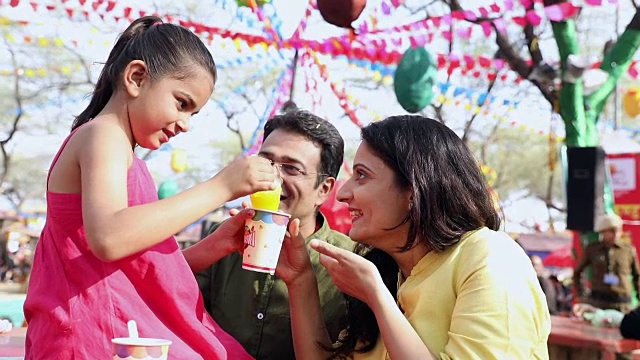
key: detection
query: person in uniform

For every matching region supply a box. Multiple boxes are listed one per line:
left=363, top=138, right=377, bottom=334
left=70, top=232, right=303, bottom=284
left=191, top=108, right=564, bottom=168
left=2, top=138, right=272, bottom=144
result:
left=574, top=213, right=640, bottom=313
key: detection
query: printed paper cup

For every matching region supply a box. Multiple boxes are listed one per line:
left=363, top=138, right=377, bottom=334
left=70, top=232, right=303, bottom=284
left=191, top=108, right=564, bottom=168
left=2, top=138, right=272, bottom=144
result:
left=242, top=208, right=291, bottom=275
left=112, top=337, right=172, bottom=360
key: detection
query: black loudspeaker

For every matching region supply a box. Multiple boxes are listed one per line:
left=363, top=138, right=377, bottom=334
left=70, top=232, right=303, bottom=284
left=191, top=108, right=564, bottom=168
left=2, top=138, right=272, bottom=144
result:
left=566, top=146, right=606, bottom=231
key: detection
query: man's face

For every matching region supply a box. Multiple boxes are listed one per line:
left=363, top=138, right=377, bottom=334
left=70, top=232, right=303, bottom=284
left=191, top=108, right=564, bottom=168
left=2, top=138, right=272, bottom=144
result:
left=258, top=129, right=332, bottom=225
left=600, top=228, right=620, bottom=246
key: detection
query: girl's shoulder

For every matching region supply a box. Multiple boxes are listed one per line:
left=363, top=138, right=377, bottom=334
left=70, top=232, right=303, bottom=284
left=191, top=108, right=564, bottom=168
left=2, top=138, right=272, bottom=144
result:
left=68, top=120, right=134, bottom=165
left=70, top=119, right=129, bottom=147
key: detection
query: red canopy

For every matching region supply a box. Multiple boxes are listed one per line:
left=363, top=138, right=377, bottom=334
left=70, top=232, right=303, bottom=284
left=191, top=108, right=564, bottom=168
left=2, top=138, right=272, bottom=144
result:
left=543, top=244, right=575, bottom=268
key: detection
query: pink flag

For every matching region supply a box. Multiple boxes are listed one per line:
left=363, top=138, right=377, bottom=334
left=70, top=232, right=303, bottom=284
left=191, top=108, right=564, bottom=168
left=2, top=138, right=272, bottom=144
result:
left=526, top=10, right=542, bottom=26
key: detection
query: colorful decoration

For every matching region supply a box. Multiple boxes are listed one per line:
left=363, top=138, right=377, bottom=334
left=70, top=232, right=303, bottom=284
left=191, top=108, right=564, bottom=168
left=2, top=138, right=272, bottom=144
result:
left=157, top=179, right=179, bottom=200
left=170, top=149, right=187, bottom=173
left=623, top=87, right=640, bottom=118
left=0, top=0, right=584, bottom=157
left=236, top=0, right=271, bottom=7
left=317, top=0, right=367, bottom=29
left=394, top=46, right=437, bottom=113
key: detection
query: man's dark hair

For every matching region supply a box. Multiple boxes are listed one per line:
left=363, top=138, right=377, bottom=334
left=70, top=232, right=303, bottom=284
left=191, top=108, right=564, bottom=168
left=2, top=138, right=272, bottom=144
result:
left=263, top=110, right=344, bottom=186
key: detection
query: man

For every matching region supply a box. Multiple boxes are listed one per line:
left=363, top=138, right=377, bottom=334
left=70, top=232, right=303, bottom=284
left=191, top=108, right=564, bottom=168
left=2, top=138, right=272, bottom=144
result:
left=197, top=109, right=355, bottom=359
left=573, top=213, right=640, bottom=313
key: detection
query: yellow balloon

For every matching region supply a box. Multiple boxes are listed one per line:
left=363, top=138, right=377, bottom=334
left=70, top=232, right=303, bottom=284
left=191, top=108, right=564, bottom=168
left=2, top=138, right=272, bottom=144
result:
left=623, top=87, right=640, bottom=118
left=170, top=149, right=188, bottom=173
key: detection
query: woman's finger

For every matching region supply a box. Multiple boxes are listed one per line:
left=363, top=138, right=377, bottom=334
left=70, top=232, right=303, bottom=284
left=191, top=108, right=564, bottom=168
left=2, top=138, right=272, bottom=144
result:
left=318, top=253, right=340, bottom=269
left=310, top=239, right=348, bottom=261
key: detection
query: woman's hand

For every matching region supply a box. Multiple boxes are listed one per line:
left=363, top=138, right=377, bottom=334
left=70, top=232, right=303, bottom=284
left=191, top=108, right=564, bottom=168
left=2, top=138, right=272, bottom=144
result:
left=310, top=239, right=385, bottom=307
left=276, top=219, right=315, bottom=287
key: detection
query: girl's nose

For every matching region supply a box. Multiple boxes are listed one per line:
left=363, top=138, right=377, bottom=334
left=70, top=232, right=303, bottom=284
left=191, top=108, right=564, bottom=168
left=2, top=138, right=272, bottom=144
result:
left=176, top=117, right=190, bottom=134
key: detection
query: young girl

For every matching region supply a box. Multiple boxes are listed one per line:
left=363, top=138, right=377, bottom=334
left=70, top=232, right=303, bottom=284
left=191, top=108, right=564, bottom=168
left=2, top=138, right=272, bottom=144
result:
left=24, top=16, right=277, bottom=359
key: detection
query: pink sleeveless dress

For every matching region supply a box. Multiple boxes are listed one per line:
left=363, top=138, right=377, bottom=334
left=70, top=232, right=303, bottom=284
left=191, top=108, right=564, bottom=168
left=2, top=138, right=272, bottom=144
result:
left=23, top=130, right=253, bottom=360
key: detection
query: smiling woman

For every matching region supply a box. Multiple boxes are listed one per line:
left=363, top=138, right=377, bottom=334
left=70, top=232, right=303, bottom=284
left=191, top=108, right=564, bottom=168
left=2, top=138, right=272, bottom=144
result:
left=278, top=114, right=551, bottom=360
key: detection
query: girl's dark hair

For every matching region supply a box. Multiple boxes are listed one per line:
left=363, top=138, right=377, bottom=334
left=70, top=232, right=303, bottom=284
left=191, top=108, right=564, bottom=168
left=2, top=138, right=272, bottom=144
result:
left=331, top=115, right=500, bottom=357
left=72, top=16, right=217, bottom=131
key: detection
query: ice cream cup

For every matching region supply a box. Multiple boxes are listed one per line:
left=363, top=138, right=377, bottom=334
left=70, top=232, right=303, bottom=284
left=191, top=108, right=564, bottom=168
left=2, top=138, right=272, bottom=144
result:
left=112, top=337, right=172, bottom=360
left=242, top=208, right=291, bottom=275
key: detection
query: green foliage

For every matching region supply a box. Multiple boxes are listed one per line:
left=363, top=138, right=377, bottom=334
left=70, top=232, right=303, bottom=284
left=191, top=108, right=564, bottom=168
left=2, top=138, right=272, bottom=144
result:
left=468, top=127, right=564, bottom=206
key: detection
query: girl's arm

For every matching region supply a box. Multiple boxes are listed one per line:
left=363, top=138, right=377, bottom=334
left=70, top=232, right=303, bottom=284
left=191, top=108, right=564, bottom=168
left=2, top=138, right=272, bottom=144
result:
left=76, top=122, right=276, bottom=261
left=310, top=241, right=437, bottom=359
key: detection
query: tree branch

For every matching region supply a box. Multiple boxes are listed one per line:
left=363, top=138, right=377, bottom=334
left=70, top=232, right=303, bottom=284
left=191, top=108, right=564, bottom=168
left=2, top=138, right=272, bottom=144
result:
left=461, top=75, right=498, bottom=143
left=447, top=0, right=555, bottom=104
left=585, top=8, right=640, bottom=122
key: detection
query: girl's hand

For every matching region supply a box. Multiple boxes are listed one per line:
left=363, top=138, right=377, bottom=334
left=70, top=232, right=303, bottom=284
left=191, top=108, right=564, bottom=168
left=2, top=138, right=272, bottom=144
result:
left=216, top=155, right=278, bottom=200
left=310, top=239, right=385, bottom=306
left=276, top=219, right=314, bottom=287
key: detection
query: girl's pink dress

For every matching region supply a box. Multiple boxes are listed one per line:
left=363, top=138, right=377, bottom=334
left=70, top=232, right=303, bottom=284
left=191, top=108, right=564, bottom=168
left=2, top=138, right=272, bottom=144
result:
left=23, top=131, right=253, bottom=360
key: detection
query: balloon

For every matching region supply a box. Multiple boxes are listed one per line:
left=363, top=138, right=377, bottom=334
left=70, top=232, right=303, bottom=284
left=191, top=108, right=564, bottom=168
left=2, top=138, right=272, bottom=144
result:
left=170, top=149, right=188, bottom=173
left=158, top=179, right=179, bottom=200
left=317, top=0, right=367, bottom=29
left=623, top=87, right=640, bottom=118
left=319, top=179, right=351, bottom=235
left=393, top=47, right=437, bottom=113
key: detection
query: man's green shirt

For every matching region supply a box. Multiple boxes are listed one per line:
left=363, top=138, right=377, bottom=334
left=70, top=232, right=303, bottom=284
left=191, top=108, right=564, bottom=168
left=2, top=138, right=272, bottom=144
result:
left=196, top=212, right=355, bottom=359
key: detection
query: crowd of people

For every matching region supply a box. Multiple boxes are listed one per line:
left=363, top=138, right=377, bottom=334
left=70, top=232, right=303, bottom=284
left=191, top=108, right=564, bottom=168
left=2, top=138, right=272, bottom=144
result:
left=530, top=254, right=574, bottom=315
left=0, top=231, right=33, bottom=284
left=20, top=13, right=640, bottom=359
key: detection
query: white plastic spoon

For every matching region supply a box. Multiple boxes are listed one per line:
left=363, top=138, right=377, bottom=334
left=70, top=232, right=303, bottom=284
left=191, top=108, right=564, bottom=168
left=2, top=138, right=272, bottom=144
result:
left=127, top=320, right=138, bottom=339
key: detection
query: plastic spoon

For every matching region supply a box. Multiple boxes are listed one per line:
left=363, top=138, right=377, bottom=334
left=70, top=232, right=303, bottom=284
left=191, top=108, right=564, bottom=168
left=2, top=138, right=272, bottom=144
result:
left=127, top=320, right=138, bottom=338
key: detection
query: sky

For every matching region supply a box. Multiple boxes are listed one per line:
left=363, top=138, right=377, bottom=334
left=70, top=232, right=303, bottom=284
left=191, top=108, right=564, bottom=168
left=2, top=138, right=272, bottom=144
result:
left=2, top=0, right=639, bottom=232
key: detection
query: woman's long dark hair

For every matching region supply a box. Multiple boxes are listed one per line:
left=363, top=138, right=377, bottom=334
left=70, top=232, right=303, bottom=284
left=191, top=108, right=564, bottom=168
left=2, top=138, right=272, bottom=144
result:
left=72, top=16, right=217, bottom=131
left=330, top=115, right=501, bottom=358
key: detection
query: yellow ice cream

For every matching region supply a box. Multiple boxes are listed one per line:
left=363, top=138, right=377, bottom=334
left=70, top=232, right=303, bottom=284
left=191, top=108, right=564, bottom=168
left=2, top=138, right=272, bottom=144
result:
left=250, top=183, right=282, bottom=211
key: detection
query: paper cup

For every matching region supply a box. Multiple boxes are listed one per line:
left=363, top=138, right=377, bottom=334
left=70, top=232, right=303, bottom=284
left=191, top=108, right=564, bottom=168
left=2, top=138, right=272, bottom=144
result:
left=242, top=208, right=291, bottom=275
left=112, top=337, right=172, bottom=360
